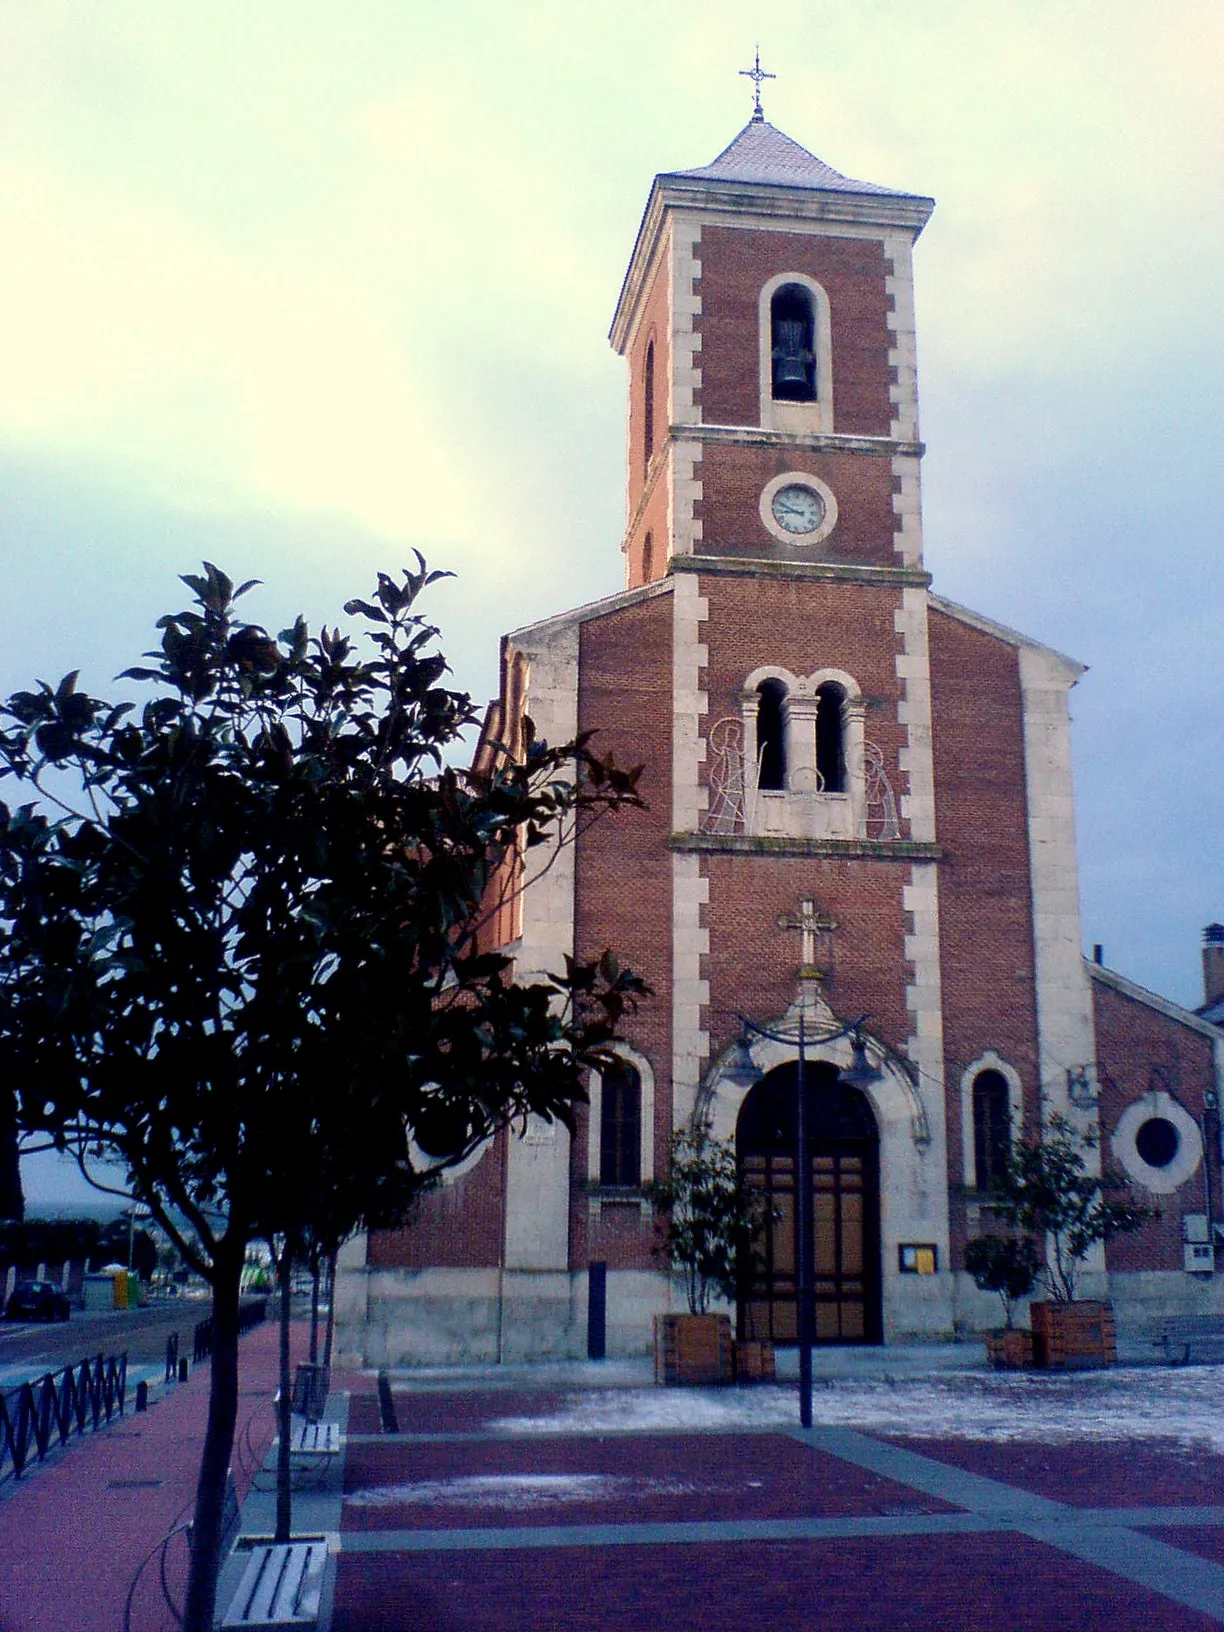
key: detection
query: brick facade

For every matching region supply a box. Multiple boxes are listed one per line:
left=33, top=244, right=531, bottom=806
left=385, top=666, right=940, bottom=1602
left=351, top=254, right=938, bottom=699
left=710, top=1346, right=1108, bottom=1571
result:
left=696, top=226, right=893, bottom=434
left=343, top=117, right=1223, bottom=1369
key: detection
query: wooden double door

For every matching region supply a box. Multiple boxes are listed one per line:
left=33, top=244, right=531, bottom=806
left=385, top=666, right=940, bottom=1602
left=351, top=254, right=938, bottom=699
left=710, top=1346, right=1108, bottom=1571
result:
left=737, top=1061, right=882, bottom=1346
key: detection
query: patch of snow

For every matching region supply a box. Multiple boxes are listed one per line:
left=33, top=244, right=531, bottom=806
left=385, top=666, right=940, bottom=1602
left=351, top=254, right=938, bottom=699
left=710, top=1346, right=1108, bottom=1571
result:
left=489, top=1366, right=1224, bottom=1453
left=346, top=1473, right=710, bottom=1511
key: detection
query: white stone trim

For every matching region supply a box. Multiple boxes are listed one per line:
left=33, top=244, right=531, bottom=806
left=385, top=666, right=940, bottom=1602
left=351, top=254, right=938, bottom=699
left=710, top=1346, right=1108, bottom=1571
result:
left=757, top=470, right=839, bottom=548
left=672, top=572, right=708, bottom=832
left=672, top=852, right=710, bottom=1133
left=671, top=217, right=702, bottom=429
left=672, top=571, right=710, bottom=1131
left=757, top=271, right=834, bottom=434
left=670, top=437, right=702, bottom=559
left=1019, top=645, right=1097, bottom=1132
left=1111, top=1091, right=1204, bottom=1196
left=502, top=623, right=580, bottom=1274
left=884, top=233, right=920, bottom=442
left=959, top=1051, right=1023, bottom=1193
left=587, top=1043, right=656, bottom=1187
left=891, top=452, right=923, bottom=567
left=894, top=587, right=936, bottom=843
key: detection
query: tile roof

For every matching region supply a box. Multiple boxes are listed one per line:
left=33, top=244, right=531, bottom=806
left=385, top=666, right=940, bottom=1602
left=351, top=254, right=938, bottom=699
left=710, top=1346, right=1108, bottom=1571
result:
left=663, top=118, right=914, bottom=198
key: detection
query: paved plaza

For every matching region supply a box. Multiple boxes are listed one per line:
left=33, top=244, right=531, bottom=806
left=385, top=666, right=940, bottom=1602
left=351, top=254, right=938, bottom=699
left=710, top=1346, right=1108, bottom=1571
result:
left=5, top=1327, right=1224, bottom=1628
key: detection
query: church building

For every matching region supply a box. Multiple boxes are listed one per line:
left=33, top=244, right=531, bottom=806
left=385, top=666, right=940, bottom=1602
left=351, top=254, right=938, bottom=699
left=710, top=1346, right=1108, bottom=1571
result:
left=336, top=106, right=1224, bottom=1367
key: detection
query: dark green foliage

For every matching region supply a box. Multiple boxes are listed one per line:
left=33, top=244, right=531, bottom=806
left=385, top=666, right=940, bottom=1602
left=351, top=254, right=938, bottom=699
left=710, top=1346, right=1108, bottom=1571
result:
left=647, top=1126, right=765, bottom=1315
left=985, top=1114, right=1156, bottom=1303
left=0, top=559, right=645, bottom=1630
left=963, top=1232, right=1041, bottom=1328
left=0, top=1217, right=100, bottom=1270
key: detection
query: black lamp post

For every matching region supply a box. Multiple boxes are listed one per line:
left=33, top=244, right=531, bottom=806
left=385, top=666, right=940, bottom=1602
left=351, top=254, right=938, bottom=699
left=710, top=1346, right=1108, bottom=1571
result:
left=725, top=1011, right=880, bottom=1429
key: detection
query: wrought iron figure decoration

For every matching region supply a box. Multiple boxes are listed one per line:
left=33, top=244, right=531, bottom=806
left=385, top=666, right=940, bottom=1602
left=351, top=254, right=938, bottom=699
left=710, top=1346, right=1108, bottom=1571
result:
left=739, top=46, right=775, bottom=123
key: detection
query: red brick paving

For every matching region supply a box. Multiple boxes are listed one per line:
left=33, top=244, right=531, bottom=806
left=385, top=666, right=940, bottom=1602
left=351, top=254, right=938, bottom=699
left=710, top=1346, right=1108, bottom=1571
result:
left=1145, top=1529, right=1224, bottom=1567
left=345, top=1386, right=581, bottom=1437
left=330, top=1534, right=1221, bottom=1632
left=0, top=1316, right=289, bottom=1632
left=891, top=1436, right=1224, bottom=1509
left=341, top=1431, right=957, bottom=1531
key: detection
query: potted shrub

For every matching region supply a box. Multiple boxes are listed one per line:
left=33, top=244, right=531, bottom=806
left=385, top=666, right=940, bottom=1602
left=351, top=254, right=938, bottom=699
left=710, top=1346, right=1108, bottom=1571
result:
left=646, top=1127, right=764, bottom=1384
left=964, top=1233, right=1041, bottom=1368
left=985, top=1114, right=1156, bottom=1369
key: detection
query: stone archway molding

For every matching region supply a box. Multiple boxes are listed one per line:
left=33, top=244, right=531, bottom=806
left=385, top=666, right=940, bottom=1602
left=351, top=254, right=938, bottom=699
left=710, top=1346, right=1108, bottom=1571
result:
left=695, top=988, right=930, bottom=1149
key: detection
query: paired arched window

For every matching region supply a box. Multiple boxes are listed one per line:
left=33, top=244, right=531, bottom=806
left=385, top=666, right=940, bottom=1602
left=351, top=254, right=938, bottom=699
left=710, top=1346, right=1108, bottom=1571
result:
left=756, top=678, right=787, bottom=790
left=599, top=1060, right=642, bottom=1188
left=770, top=283, right=816, bottom=402
left=972, top=1069, right=1011, bottom=1191
left=643, top=339, right=655, bottom=479
left=815, top=682, right=845, bottom=793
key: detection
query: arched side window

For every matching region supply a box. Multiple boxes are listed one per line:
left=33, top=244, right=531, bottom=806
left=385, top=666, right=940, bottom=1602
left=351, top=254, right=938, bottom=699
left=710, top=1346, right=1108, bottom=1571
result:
left=758, top=274, right=834, bottom=433
left=641, top=531, right=654, bottom=585
left=972, top=1068, right=1012, bottom=1191
left=643, top=339, right=655, bottom=480
left=770, top=283, right=816, bottom=402
left=588, top=1050, right=654, bottom=1193
left=815, top=682, right=845, bottom=793
left=756, top=678, right=787, bottom=791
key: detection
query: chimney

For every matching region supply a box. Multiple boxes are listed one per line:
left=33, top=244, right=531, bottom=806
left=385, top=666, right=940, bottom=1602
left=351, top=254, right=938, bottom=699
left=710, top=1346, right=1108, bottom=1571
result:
left=1204, top=923, right=1224, bottom=1008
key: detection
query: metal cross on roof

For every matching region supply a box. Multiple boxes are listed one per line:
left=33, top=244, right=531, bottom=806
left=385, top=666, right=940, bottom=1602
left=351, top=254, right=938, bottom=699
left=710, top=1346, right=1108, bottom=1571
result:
left=739, top=46, right=776, bottom=123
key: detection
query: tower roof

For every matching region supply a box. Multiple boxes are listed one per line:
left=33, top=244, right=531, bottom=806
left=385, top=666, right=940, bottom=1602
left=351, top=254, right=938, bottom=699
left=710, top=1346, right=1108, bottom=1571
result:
left=610, top=119, right=934, bottom=352
left=662, top=118, right=914, bottom=200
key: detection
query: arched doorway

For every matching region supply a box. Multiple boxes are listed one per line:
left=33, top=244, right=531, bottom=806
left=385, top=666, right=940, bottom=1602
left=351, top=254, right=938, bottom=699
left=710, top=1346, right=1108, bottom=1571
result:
left=736, top=1060, right=882, bottom=1345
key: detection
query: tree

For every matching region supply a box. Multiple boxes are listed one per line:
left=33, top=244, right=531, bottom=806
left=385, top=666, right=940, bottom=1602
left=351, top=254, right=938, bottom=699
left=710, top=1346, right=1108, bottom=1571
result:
left=984, top=1114, right=1156, bottom=1304
left=963, top=1232, right=1041, bottom=1329
left=0, top=560, right=644, bottom=1631
left=647, top=1127, right=764, bottom=1315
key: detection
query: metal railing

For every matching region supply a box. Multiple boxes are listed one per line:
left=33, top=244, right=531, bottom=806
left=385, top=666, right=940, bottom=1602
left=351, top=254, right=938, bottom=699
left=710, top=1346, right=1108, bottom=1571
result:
left=191, top=1296, right=268, bottom=1367
left=0, top=1352, right=127, bottom=1483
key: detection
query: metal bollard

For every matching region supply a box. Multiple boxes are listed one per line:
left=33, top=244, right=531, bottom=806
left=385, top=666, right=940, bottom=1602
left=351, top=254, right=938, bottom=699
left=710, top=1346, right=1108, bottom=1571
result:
left=135, top=1380, right=149, bottom=1412
left=178, top=1357, right=189, bottom=1383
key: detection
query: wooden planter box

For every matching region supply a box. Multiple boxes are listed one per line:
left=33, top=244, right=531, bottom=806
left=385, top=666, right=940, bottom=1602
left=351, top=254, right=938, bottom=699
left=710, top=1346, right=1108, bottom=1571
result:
left=985, top=1327, right=1035, bottom=1370
left=733, top=1339, right=776, bottom=1383
left=653, top=1313, right=733, bottom=1385
left=1030, top=1300, right=1116, bottom=1370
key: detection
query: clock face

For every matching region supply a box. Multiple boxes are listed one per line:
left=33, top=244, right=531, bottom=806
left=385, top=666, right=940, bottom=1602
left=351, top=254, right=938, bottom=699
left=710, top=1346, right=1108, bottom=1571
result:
left=770, top=483, right=825, bottom=535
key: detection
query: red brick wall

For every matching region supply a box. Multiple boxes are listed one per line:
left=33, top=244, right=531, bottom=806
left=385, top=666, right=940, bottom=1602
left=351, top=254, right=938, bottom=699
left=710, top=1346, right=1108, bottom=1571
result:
left=1093, top=978, right=1221, bottom=1274
left=696, top=226, right=893, bottom=435
left=626, top=470, right=671, bottom=588
left=700, top=571, right=913, bottom=1095
left=369, top=1132, right=508, bottom=1269
left=927, top=609, right=1041, bottom=1266
left=696, top=442, right=898, bottom=568
left=704, top=854, right=912, bottom=1068
left=572, top=591, right=675, bottom=1269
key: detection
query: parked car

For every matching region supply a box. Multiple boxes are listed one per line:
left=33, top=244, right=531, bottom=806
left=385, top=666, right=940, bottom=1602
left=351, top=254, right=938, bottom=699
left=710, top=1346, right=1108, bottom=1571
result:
left=4, top=1280, right=71, bottom=1322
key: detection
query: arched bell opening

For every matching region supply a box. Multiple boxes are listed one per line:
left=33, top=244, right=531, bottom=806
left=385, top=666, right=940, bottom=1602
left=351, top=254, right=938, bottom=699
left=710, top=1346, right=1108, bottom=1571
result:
left=736, top=1061, right=882, bottom=1346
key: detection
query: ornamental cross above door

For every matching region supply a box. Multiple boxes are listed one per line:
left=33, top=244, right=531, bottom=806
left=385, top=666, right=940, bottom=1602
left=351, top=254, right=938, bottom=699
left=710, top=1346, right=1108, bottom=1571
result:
left=778, top=897, right=838, bottom=975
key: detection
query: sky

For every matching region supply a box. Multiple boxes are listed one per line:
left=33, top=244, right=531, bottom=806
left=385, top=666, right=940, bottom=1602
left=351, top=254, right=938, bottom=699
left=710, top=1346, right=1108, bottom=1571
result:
left=1, top=3, right=1221, bottom=1203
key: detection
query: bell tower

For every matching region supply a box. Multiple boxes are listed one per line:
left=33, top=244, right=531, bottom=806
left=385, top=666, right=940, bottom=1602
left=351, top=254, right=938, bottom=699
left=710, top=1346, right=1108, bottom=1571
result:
left=610, top=106, right=933, bottom=586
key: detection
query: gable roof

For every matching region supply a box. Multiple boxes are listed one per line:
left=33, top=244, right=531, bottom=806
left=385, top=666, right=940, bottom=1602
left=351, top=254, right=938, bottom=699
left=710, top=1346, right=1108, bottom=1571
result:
left=1088, top=961, right=1224, bottom=1044
left=663, top=118, right=916, bottom=199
